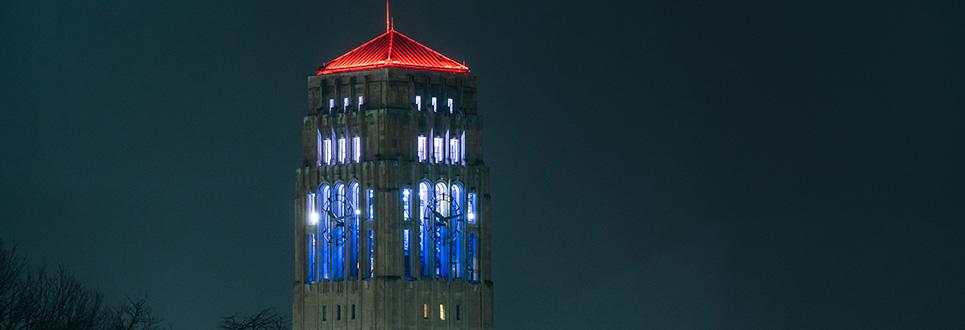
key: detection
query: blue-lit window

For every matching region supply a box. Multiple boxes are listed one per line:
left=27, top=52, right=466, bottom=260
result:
left=468, top=233, right=478, bottom=283
left=349, top=182, right=360, bottom=279
left=403, top=228, right=412, bottom=279
left=431, top=97, right=437, bottom=112
left=418, top=182, right=431, bottom=277
left=319, top=185, right=331, bottom=280
left=415, top=96, right=422, bottom=111
left=367, top=229, right=375, bottom=279
left=358, top=95, right=364, bottom=111
left=402, top=188, right=411, bottom=221
left=329, top=98, right=335, bottom=112
left=367, top=188, right=375, bottom=221
left=467, top=192, right=478, bottom=224
left=333, top=184, right=345, bottom=280
left=434, top=182, right=450, bottom=279
left=343, top=97, right=350, bottom=112
left=460, top=131, right=466, bottom=164
left=307, top=233, right=316, bottom=283
left=451, top=184, right=464, bottom=279
left=447, top=98, right=454, bottom=113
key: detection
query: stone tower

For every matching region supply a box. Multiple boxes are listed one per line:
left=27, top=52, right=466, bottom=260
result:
left=292, top=14, right=494, bottom=329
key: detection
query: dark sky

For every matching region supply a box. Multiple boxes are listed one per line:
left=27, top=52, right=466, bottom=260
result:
left=3, top=0, right=964, bottom=328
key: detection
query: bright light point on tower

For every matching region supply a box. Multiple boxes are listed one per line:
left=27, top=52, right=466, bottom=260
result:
left=355, top=209, right=361, bottom=216
left=467, top=212, right=475, bottom=221
left=309, top=211, right=320, bottom=225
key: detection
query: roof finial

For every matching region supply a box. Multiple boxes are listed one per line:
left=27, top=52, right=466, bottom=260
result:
left=385, top=0, right=391, bottom=31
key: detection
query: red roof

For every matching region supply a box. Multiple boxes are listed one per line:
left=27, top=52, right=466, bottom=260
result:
left=317, top=29, right=469, bottom=75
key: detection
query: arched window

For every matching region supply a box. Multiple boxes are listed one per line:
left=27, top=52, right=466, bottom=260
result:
left=451, top=184, right=464, bottom=279
left=333, top=183, right=345, bottom=280
left=434, top=182, right=450, bottom=279
left=418, top=181, right=431, bottom=277
left=348, top=182, right=360, bottom=279
left=318, top=185, right=331, bottom=280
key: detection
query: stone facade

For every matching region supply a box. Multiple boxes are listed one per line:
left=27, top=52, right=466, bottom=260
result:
left=293, top=68, right=494, bottom=329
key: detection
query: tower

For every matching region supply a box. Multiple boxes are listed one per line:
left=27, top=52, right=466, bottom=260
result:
left=292, top=5, right=494, bottom=329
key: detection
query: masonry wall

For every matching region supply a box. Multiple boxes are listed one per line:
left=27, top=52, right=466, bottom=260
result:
left=293, top=68, right=494, bottom=329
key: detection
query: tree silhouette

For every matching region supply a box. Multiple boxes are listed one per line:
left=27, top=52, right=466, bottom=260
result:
left=218, top=308, right=289, bottom=330
left=0, top=240, right=166, bottom=330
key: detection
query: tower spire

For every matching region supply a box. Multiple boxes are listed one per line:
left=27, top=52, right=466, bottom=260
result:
left=385, top=0, right=391, bottom=31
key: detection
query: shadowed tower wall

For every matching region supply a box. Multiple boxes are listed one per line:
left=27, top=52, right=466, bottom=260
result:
left=293, top=67, right=494, bottom=329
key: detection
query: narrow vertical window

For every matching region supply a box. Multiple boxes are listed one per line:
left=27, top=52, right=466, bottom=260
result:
left=352, top=304, right=356, bottom=319
left=468, top=233, right=478, bottom=283
left=316, top=130, right=323, bottom=167
left=338, top=138, right=346, bottom=163
left=419, top=182, right=431, bottom=277
left=434, top=182, right=450, bottom=279
left=447, top=98, right=454, bottom=113
left=367, top=229, right=375, bottom=278
left=423, top=304, right=428, bottom=320
left=307, top=233, right=316, bottom=283
left=468, top=193, right=478, bottom=224
left=403, top=228, right=412, bottom=279
left=343, top=97, right=349, bottom=112
left=366, top=188, right=375, bottom=221
left=402, top=188, right=412, bottom=221
left=333, top=184, right=345, bottom=280
left=456, top=305, right=460, bottom=320
left=337, top=305, right=341, bottom=320
left=357, top=95, right=364, bottom=111
left=352, top=136, right=361, bottom=163
left=319, top=185, right=331, bottom=280
left=417, top=136, right=427, bottom=162
left=451, top=184, right=463, bottom=279
left=323, top=139, right=332, bottom=165
left=329, top=99, right=335, bottom=112
left=415, top=95, right=422, bottom=111
left=460, top=131, right=466, bottom=164
left=439, top=304, right=446, bottom=320
left=449, top=138, right=460, bottom=165
left=307, top=193, right=318, bottom=283
left=431, top=97, right=437, bottom=112
left=349, top=183, right=360, bottom=279
left=323, top=305, right=327, bottom=321
left=433, top=137, right=443, bottom=163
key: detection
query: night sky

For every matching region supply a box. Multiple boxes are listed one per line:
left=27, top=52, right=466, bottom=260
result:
left=3, top=0, right=964, bottom=328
